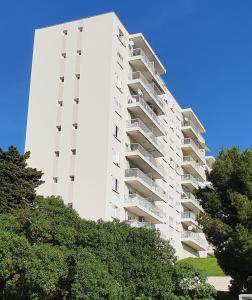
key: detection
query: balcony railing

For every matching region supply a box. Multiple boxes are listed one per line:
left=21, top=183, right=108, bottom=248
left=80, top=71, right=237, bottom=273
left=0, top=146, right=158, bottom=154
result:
left=125, top=168, right=166, bottom=198
left=181, top=192, right=201, bottom=208
left=127, top=143, right=165, bottom=176
left=129, top=71, right=165, bottom=109
left=182, top=120, right=205, bottom=144
left=181, top=174, right=199, bottom=187
left=182, top=156, right=206, bottom=178
left=125, top=193, right=165, bottom=218
left=182, top=138, right=205, bottom=161
left=127, top=119, right=165, bottom=154
left=128, top=95, right=165, bottom=132
left=182, top=211, right=197, bottom=221
left=181, top=231, right=206, bottom=247
left=130, top=48, right=155, bottom=73
left=126, top=219, right=155, bottom=229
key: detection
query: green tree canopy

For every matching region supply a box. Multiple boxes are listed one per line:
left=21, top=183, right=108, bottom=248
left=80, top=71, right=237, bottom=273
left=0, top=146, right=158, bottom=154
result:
left=0, top=146, right=43, bottom=213
left=196, top=147, right=252, bottom=294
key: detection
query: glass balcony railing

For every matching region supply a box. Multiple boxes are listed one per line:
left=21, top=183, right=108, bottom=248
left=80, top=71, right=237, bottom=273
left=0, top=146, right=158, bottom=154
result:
left=130, top=48, right=155, bottom=73
left=182, top=211, right=197, bottom=221
left=125, top=168, right=166, bottom=199
left=127, top=118, right=165, bottom=154
left=181, top=192, right=201, bottom=208
left=182, top=138, right=205, bottom=161
left=125, top=193, right=165, bottom=219
left=129, top=71, right=165, bottom=109
left=126, top=219, right=155, bottom=229
left=181, top=231, right=206, bottom=247
left=182, top=156, right=206, bottom=178
left=181, top=174, right=199, bottom=187
left=127, top=143, right=165, bottom=176
left=182, top=120, right=205, bottom=144
left=128, top=95, right=165, bottom=133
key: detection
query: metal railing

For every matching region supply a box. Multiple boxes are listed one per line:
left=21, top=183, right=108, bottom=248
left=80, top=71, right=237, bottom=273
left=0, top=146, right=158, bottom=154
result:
left=182, top=211, right=197, bottom=221
left=181, top=231, right=206, bottom=247
left=182, top=156, right=206, bottom=178
left=181, top=174, right=199, bottom=187
left=127, top=143, right=165, bottom=176
left=128, top=95, right=165, bottom=133
left=127, top=119, right=165, bottom=154
left=130, top=48, right=155, bottom=73
left=125, top=193, right=165, bottom=218
left=182, top=120, right=205, bottom=144
left=129, top=71, right=165, bottom=109
left=125, top=168, right=166, bottom=199
left=181, top=192, right=201, bottom=208
left=182, top=138, right=205, bottom=161
left=126, top=219, right=155, bottom=229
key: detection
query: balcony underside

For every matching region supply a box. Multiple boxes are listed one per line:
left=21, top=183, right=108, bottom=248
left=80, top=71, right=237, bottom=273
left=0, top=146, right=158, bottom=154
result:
left=125, top=177, right=165, bottom=202
left=128, top=57, right=165, bottom=94
left=181, top=217, right=198, bottom=228
left=127, top=103, right=165, bottom=136
left=181, top=180, right=198, bottom=191
left=181, top=238, right=206, bottom=251
left=181, top=144, right=205, bottom=164
left=126, top=127, right=164, bottom=158
left=181, top=126, right=206, bottom=149
left=126, top=151, right=163, bottom=179
left=128, top=80, right=164, bottom=115
left=181, top=162, right=205, bottom=182
left=181, top=199, right=203, bottom=213
left=124, top=203, right=163, bottom=224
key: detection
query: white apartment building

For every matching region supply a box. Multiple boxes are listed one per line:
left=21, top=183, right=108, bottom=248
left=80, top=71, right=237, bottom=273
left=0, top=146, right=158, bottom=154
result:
left=25, top=12, right=213, bottom=259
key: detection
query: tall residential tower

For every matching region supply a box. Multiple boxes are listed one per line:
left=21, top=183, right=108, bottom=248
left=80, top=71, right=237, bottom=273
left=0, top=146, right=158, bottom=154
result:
left=25, top=12, right=213, bottom=259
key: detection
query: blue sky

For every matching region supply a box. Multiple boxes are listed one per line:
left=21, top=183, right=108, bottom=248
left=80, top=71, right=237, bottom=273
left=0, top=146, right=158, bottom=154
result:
left=0, top=0, right=251, bottom=156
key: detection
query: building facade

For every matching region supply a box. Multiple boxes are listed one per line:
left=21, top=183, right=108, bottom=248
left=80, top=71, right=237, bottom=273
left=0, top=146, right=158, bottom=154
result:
left=25, top=12, right=213, bottom=259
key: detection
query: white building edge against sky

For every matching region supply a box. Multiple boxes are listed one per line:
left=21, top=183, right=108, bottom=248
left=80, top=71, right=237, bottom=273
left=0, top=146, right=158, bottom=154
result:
left=25, top=12, right=215, bottom=259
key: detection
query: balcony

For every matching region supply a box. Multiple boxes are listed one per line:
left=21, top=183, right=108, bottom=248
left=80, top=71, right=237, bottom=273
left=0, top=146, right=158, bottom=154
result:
left=124, top=193, right=165, bottom=224
left=126, top=219, right=155, bottom=230
left=181, top=192, right=203, bottom=212
left=128, top=71, right=165, bottom=115
left=181, top=138, right=205, bottom=164
left=126, top=143, right=165, bottom=179
left=127, top=95, right=166, bottom=136
left=181, top=231, right=207, bottom=251
left=182, top=156, right=206, bottom=181
left=125, top=168, right=166, bottom=202
left=181, top=174, right=199, bottom=190
left=129, top=48, right=166, bottom=94
left=181, top=120, right=206, bottom=147
left=126, top=118, right=165, bottom=158
left=181, top=211, right=198, bottom=227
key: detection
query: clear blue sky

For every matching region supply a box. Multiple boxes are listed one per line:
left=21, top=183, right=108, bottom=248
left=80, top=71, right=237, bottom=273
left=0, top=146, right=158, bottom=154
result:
left=0, top=0, right=251, bottom=156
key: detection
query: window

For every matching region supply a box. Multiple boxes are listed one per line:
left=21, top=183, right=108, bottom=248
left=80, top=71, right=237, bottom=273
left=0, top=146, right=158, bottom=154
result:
left=75, top=74, right=80, bottom=80
left=170, top=120, right=174, bottom=130
left=78, top=26, right=83, bottom=32
left=112, top=176, right=119, bottom=193
left=74, top=98, right=79, bottom=104
left=113, top=123, right=121, bottom=141
left=67, top=203, right=73, bottom=208
left=63, top=29, right=68, bottom=35
left=117, top=50, right=123, bottom=65
left=56, top=125, right=61, bottom=132
left=58, top=100, right=63, bottom=107
left=53, top=177, right=58, bottom=183
left=55, top=151, right=60, bottom=157
left=169, top=216, right=174, bottom=228
left=59, top=76, right=64, bottom=83
left=115, top=74, right=122, bottom=91
left=70, top=175, right=75, bottom=182
left=72, top=123, right=78, bottom=130
left=169, top=196, right=174, bottom=207
left=77, top=49, right=82, bottom=56
left=112, top=148, right=120, bottom=166
left=71, top=149, right=76, bottom=155
left=117, top=28, right=126, bottom=46
left=61, top=52, right=66, bottom=59
left=114, top=97, right=122, bottom=116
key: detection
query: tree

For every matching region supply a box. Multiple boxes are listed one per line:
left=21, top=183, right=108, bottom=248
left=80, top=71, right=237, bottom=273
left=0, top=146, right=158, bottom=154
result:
left=196, top=147, right=252, bottom=295
left=0, top=146, right=43, bottom=213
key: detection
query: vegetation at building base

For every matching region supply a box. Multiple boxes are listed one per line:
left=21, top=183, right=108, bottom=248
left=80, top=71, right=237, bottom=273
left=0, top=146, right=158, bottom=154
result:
left=0, top=146, right=217, bottom=299
left=196, top=147, right=252, bottom=295
left=177, top=257, right=225, bottom=277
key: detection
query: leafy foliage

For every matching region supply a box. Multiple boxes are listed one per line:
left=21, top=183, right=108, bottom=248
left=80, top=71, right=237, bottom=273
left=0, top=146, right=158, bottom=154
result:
left=196, top=147, right=252, bottom=294
left=0, top=146, right=43, bottom=213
